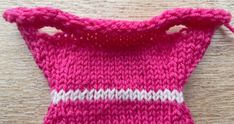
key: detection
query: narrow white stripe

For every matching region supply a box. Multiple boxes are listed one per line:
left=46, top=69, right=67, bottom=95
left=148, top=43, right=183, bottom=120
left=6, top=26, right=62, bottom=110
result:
left=50, top=88, right=184, bottom=104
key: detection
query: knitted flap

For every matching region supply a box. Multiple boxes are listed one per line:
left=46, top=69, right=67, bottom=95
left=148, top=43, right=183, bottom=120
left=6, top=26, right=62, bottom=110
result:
left=3, top=7, right=233, bottom=124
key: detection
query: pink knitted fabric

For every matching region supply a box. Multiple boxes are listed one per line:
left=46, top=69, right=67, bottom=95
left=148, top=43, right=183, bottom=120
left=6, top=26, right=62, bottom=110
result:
left=3, top=7, right=234, bottom=124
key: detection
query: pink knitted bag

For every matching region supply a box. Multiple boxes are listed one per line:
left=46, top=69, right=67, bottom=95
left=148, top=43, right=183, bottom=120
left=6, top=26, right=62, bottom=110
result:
left=3, top=7, right=234, bottom=124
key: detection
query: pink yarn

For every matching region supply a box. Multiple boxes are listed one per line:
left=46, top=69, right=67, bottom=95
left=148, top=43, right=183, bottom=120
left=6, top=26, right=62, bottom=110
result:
left=3, top=7, right=233, bottom=124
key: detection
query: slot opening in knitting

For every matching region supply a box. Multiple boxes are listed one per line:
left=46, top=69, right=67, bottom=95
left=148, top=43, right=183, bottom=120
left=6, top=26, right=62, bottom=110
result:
left=38, top=26, right=62, bottom=36
left=166, top=25, right=187, bottom=35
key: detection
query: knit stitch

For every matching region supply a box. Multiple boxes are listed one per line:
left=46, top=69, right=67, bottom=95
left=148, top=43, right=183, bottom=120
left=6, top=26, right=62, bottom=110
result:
left=3, top=7, right=234, bottom=124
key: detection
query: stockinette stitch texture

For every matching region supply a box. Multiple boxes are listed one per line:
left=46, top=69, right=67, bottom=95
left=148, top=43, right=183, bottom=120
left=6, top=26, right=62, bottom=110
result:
left=3, top=7, right=234, bottom=124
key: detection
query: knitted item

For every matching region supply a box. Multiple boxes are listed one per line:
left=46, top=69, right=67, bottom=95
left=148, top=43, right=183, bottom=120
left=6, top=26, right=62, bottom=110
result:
left=3, top=7, right=234, bottom=124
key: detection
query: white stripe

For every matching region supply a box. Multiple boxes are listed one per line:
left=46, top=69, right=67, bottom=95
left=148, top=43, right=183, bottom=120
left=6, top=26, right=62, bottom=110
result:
left=50, top=88, right=184, bottom=104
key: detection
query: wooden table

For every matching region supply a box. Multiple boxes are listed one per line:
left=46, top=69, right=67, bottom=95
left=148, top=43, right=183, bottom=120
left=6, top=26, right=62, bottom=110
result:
left=0, top=1, right=234, bottom=123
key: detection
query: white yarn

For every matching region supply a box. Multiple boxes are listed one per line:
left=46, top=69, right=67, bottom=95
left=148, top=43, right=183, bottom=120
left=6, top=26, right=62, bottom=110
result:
left=51, top=88, right=184, bottom=104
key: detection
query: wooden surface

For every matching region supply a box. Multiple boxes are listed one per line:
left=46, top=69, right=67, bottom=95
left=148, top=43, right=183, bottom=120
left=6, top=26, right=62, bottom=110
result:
left=0, top=0, right=234, bottom=124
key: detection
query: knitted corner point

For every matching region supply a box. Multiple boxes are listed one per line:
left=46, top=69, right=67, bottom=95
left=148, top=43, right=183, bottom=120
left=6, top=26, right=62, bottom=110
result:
left=3, top=7, right=234, bottom=124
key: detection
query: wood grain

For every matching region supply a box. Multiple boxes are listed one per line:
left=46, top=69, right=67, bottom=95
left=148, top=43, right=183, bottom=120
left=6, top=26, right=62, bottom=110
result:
left=0, top=0, right=234, bottom=124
